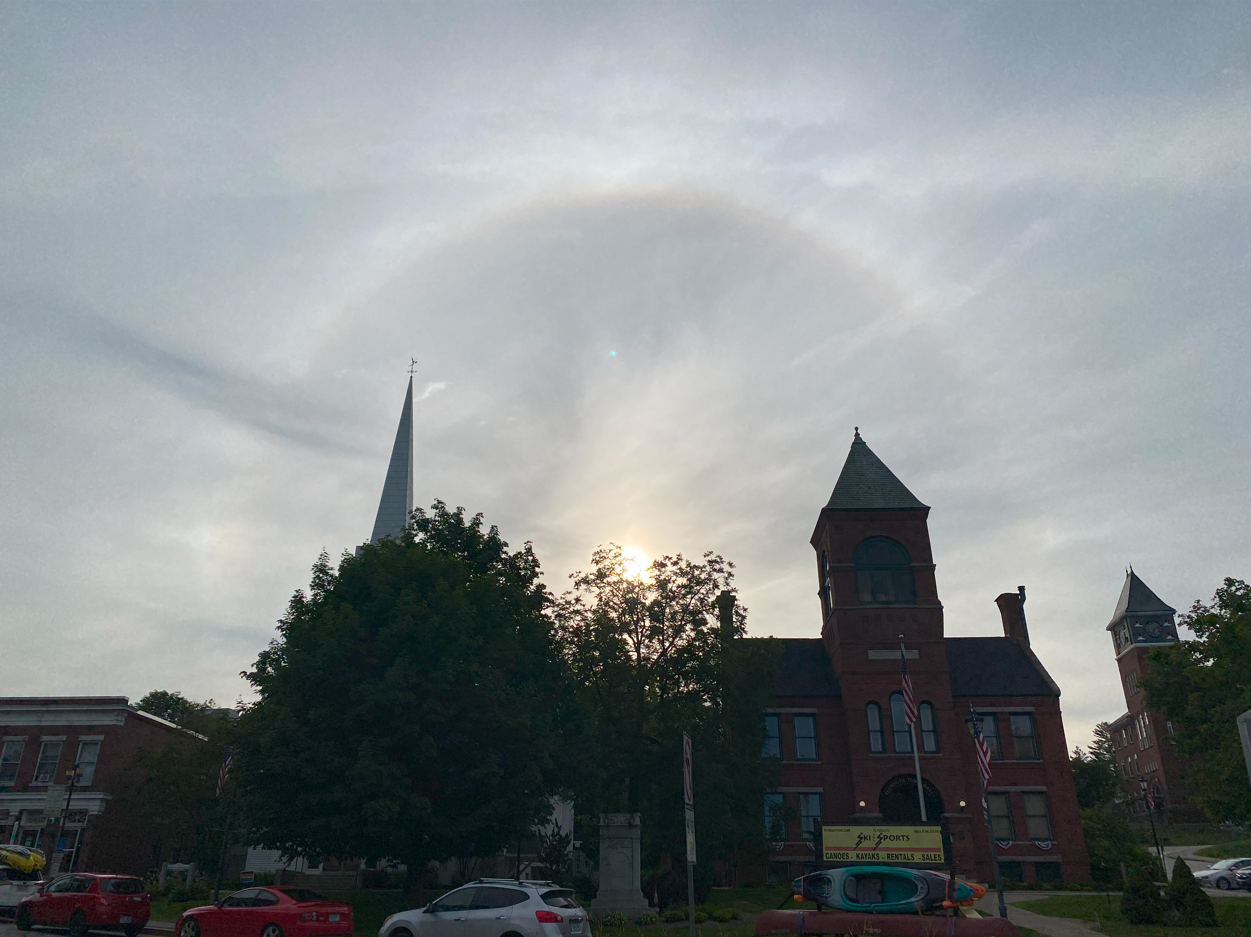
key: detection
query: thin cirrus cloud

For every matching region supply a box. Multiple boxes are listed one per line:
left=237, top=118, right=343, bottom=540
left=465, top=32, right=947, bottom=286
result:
left=0, top=2, right=1246, bottom=752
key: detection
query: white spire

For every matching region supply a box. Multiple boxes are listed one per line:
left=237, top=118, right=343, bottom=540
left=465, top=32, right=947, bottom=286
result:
left=369, top=377, right=414, bottom=543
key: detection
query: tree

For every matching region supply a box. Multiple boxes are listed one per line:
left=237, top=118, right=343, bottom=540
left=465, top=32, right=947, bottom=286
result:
left=1168, top=856, right=1217, bottom=928
left=551, top=545, right=782, bottom=892
left=235, top=502, right=568, bottom=880
left=1121, top=867, right=1169, bottom=925
left=136, top=690, right=214, bottom=726
left=1142, top=577, right=1251, bottom=824
left=1071, top=722, right=1120, bottom=810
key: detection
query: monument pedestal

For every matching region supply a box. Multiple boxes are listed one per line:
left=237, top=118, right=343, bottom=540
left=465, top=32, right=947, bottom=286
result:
left=591, top=813, right=650, bottom=915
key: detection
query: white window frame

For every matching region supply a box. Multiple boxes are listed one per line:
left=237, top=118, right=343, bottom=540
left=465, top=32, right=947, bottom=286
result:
left=0, top=739, right=24, bottom=786
left=33, top=739, right=64, bottom=785
left=74, top=739, right=102, bottom=785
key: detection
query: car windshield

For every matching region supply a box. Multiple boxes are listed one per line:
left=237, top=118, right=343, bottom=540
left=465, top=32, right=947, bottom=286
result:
left=104, top=879, right=145, bottom=895
left=1210, top=860, right=1237, bottom=870
left=541, top=890, right=581, bottom=909
left=282, top=889, right=326, bottom=903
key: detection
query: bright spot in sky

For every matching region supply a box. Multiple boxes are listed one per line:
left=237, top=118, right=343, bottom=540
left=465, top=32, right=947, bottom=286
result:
left=621, top=546, right=650, bottom=581
left=609, top=350, right=617, bottom=357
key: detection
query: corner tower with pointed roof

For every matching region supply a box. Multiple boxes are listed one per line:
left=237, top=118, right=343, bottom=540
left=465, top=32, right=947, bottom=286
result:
left=369, top=377, right=415, bottom=543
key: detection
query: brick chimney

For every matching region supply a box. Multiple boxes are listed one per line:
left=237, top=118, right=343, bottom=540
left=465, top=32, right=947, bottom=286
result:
left=996, top=586, right=1030, bottom=645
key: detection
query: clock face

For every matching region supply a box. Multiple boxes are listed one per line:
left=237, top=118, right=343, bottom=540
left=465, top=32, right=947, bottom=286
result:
left=1145, top=620, right=1163, bottom=638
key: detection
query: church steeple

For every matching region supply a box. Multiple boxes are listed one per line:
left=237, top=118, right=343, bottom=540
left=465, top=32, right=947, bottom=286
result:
left=1106, top=569, right=1178, bottom=655
left=369, top=377, right=415, bottom=543
left=825, top=429, right=928, bottom=511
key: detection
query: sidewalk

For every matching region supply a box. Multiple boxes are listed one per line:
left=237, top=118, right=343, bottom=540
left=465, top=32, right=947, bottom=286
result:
left=973, top=892, right=1099, bottom=937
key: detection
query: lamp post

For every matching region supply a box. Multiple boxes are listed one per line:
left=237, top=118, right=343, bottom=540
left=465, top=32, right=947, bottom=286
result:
left=57, top=764, right=84, bottom=872
left=1138, top=777, right=1165, bottom=877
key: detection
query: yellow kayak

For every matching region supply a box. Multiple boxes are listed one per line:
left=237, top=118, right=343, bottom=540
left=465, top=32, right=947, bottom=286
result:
left=0, top=845, right=45, bottom=873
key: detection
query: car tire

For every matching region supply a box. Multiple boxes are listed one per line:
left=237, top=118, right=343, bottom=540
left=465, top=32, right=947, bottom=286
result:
left=16, top=906, right=33, bottom=931
left=1217, top=878, right=1231, bottom=890
left=391, top=929, right=415, bottom=937
left=261, top=923, right=284, bottom=937
left=181, top=918, right=201, bottom=937
left=125, top=926, right=141, bottom=937
left=68, top=910, right=89, bottom=937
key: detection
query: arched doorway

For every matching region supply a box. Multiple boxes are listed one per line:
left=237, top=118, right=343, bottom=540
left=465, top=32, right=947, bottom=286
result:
left=879, top=775, right=944, bottom=823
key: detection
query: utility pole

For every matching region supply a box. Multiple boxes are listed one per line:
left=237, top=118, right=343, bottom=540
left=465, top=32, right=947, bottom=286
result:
left=57, top=764, right=84, bottom=872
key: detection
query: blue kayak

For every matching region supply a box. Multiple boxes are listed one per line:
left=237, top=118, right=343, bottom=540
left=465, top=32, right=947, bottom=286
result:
left=794, top=866, right=986, bottom=914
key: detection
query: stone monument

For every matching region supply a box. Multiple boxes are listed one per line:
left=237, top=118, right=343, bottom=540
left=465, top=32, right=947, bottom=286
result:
left=591, top=813, right=650, bottom=915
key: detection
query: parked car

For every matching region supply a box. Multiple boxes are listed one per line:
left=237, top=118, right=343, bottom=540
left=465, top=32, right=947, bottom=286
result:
left=15, top=873, right=150, bottom=937
left=1194, top=858, right=1251, bottom=891
left=378, top=879, right=590, bottom=937
left=175, top=887, right=353, bottom=937
left=0, top=867, right=44, bottom=919
left=1235, top=868, right=1251, bottom=891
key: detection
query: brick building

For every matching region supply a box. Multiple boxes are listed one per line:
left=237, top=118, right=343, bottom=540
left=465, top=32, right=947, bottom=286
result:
left=756, top=432, right=1091, bottom=886
left=0, top=697, right=187, bottom=874
left=1104, top=571, right=1203, bottom=822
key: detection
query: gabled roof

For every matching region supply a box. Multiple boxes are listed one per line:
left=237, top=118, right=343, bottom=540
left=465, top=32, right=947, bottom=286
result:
left=775, top=639, right=842, bottom=698
left=1107, top=570, right=1175, bottom=628
left=825, top=431, right=928, bottom=511
left=370, top=377, right=415, bottom=544
left=945, top=637, right=1059, bottom=697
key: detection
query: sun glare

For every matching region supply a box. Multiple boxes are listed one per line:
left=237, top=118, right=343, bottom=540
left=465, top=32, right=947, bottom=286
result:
left=621, top=546, right=651, bottom=581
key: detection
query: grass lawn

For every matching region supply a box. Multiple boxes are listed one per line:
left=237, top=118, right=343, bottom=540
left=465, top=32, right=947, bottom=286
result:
left=1012, top=894, right=1251, bottom=937
left=700, top=885, right=818, bottom=915
left=1154, top=829, right=1240, bottom=847
left=1195, top=839, right=1251, bottom=859
left=150, top=899, right=209, bottom=924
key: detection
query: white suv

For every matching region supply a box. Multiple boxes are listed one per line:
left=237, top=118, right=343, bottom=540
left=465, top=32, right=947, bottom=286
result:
left=379, top=880, right=590, bottom=937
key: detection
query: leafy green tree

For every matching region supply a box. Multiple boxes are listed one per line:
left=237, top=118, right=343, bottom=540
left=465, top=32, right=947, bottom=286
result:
left=235, top=502, right=568, bottom=880
left=136, top=690, right=214, bottom=726
left=1168, top=856, right=1217, bottom=928
left=551, top=545, right=781, bottom=890
left=1121, top=867, right=1169, bottom=925
left=1071, top=722, right=1120, bottom=809
left=1142, top=577, right=1251, bottom=824
left=1078, top=804, right=1160, bottom=885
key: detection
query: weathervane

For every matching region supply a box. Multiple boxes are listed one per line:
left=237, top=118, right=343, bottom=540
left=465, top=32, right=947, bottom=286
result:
left=409, top=358, right=418, bottom=376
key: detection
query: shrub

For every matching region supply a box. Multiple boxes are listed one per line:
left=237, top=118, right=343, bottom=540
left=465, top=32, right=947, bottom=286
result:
left=710, top=907, right=740, bottom=922
left=601, top=912, right=628, bottom=927
left=635, top=912, right=659, bottom=925
left=1168, top=857, right=1217, bottom=927
left=736, top=881, right=756, bottom=889
left=693, top=909, right=709, bottom=923
left=572, top=875, right=597, bottom=902
left=662, top=908, right=687, bottom=923
left=1121, top=867, right=1170, bottom=925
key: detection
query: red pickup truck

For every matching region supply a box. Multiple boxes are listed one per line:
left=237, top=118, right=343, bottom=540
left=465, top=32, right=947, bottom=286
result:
left=16, top=873, right=150, bottom=937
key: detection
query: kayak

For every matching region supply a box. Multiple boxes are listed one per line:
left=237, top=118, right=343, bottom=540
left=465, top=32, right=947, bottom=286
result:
left=794, top=866, right=986, bottom=914
left=0, top=846, right=45, bottom=873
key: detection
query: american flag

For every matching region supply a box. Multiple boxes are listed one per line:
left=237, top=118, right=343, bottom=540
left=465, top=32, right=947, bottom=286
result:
left=216, top=749, right=232, bottom=798
left=899, top=643, right=918, bottom=726
left=970, top=706, right=992, bottom=789
left=1146, top=786, right=1156, bottom=811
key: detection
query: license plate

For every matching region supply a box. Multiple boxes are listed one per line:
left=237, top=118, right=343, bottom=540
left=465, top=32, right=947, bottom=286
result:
left=120, top=917, right=132, bottom=924
left=571, top=920, right=583, bottom=933
left=329, top=914, right=340, bottom=922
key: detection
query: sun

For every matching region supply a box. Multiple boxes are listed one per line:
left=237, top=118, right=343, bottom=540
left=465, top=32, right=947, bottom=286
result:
left=621, top=546, right=651, bottom=581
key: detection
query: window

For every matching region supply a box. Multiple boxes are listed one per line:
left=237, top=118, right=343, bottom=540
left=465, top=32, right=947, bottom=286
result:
left=1126, top=672, right=1139, bottom=695
left=970, top=714, right=1002, bottom=760
left=986, top=792, right=1014, bottom=841
left=0, top=741, right=23, bottom=786
left=33, top=740, right=62, bottom=785
left=853, top=538, right=916, bottom=606
left=281, top=889, right=326, bottom=903
left=799, top=793, right=822, bottom=839
left=998, top=861, right=1024, bottom=883
left=793, top=715, right=818, bottom=761
left=1010, top=714, right=1038, bottom=760
left=473, top=887, right=529, bottom=908
left=1034, top=863, right=1062, bottom=884
left=1167, top=720, right=1174, bottom=736
left=764, top=793, right=785, bottom=841
left=919, top=702, right=938, bottom=753
left=431, top=888, right=477, bottom=913
left=74, top=740, right=101, bottom=785
left=890, top=693, right=911, bottom=753
left=820, top=550, right=832, bottom=614
left=540, top=890, right=581, bottom=909
left=866, top=703, right=884, bottom=753
left=1022, top=792, right=1052, bottom=840
left=761, top=715, right=781, bottom=759
left=222, top=889, right=258, bottom=909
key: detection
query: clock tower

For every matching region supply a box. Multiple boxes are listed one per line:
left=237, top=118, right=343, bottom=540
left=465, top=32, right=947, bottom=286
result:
left=1105, top=570, right=1198, bottom=819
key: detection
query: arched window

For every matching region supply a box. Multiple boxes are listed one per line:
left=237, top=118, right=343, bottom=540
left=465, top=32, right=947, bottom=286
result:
left=866, top=703, right=884, bottom=753
left=853, top=537, right=916, bottom=606
left=890, top=692, right=911, bottom=753
left=820, top=550, right=832, bottom=614
left=919, top=702, right=937, bottom=753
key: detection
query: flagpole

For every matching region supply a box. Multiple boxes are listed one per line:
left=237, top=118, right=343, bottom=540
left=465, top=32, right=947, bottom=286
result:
left=899, top=638, right=927, bottom=823
left=969, top=705, right=1007, bottom=919
left=981, top=796, right=1008, bottom=919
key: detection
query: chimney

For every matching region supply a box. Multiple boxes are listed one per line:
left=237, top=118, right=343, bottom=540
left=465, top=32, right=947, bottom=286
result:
left=715, top=591, right=736, bottom=640
left=996, top=586, right=1030, bottom=645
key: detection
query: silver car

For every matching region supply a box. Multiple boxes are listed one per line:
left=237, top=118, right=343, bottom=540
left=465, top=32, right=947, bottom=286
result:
left=379, top=880, right=590, bottom=937
left=1194, top=858, right=1251, bottom=891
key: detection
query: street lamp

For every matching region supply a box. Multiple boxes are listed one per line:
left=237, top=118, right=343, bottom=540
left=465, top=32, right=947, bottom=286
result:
left=1139, top=777, right=1165, bottom=877
left=55, top=763, right=85, bottom=872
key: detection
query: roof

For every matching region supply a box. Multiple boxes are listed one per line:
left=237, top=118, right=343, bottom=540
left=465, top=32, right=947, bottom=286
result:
left=775, top=639, right=842, bottom=698
left=370, top=376, right=415, bottom=544
left=945, top=637, right=1059, bottom=697
left=825, top=431, right=928, bottom=511
left=1107, top=570, right=1175, bottom=628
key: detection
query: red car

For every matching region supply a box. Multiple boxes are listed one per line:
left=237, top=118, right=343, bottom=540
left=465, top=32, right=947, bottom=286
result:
left=176, top=887, right=352, bottom=937
left=16, top=873, right=150, bottom=937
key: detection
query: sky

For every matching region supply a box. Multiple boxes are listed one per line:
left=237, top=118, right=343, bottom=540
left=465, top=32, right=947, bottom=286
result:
left=1, top=2, right=1247, bottom=752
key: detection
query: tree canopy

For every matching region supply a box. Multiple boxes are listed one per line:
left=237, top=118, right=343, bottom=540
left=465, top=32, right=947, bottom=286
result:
left=551, top=544, right=781, bottom=891
left=235, top=502, right=568, bottom=873
left=1142, top=577, right=1251, bottom=824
